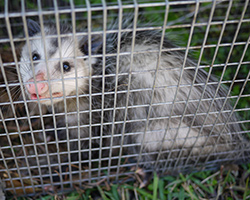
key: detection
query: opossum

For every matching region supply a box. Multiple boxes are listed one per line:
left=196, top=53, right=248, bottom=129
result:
left=20, top=19, right=249, bottom=172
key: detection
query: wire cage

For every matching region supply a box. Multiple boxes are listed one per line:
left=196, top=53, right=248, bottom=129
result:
left=0, top=0, right=250, bottom=197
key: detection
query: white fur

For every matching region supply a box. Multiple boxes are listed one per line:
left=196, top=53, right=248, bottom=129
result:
left=20, top=32, right=89, bottom=105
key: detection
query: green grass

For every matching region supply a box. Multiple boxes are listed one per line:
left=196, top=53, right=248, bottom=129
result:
left=13, top=164, right=250, bottom=199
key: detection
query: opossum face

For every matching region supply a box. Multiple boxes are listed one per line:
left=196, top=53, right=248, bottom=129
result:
left=20, top=20, right=90, bottom=105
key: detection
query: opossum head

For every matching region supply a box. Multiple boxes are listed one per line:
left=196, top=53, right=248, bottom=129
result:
left=20, top=19, right=92, bottom=105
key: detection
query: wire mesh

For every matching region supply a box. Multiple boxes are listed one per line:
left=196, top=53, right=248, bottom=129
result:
left=0, top=0, right=250, bottom=197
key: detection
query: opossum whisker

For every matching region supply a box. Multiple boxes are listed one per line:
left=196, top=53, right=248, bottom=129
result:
left=21, top=63, right=31, bottom=75
left=9, top=85, right=21, bottom=93
left=11, top=86, right=21, bottom=99
left=1, top=66, right=15, bottom=69
left=0, top=79, right=20, bottom=84
left=0, top=87, right=21, bottom=119
left=10, top=93, right=22, bottom=107
left=1, top=66, right=18, bottom=72
left=0, top=85, right=20, bottom=98
left=62, top=39, right=74, bottom=58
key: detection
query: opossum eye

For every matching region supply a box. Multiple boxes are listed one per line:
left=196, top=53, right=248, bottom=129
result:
left=32, top=53, right=40, bottom=61
left=63, top=62, right=71, bottom=72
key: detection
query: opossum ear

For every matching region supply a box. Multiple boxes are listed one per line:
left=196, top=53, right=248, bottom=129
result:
left=79, top=35, right=102, bottom=55
left=27, top=19, right=41, bottom=36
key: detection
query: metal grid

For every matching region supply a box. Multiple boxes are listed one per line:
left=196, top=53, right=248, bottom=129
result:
left=0, top=0, right=250, bottom=196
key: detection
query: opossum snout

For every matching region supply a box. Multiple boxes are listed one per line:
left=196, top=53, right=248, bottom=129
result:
left=26, top=73, right=49, bottom=100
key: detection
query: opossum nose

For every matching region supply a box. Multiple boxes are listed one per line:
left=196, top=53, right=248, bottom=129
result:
left=26, top=74, right=49, bottom=97
left=27, top=82, right=48, bottom=95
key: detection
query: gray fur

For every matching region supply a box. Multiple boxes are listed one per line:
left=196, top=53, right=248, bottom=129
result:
left=20, top=20, right=249, bottom=172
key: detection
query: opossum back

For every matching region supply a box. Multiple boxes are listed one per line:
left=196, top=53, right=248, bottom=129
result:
left=89, top=28, right=249, bottom=170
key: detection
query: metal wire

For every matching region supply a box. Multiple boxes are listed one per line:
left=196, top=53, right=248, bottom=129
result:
left=0, top=0, right=250, bottom=196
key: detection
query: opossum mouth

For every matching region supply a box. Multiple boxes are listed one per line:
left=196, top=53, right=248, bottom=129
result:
left=30, top=92, right=63, bottom=100
left=52, top=92, right=63, bottom=98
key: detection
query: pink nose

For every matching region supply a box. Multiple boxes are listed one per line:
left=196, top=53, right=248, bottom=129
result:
left=26, top=74, right=49, bottom=98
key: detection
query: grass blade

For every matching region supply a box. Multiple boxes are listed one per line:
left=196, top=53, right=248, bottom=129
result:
left=97, top=185, right=110, bottom=200
left=153, top=173, right=159, bottom=200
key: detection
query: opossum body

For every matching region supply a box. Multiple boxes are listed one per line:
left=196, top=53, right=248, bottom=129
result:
left=20, top=19, right=248, bottom=170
